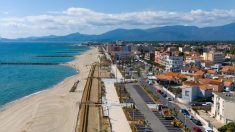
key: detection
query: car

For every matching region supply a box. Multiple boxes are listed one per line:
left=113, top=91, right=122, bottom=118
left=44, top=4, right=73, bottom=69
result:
left=166, top=97, right=172, bottom=101
left=192, top=119, right=202, bottom=126
left=180, top=109, right=190, bottom=116
left=202, top=102, right=212, bottom=106
left=148, top=80, right=153, bottom=85
left=188, top=115, right=195, bottom=120
left=204, top=127, right=213, bottom=132
left=191, top=102, right=203, bottom=106
left=193, top=126, right=202, bottom=132
left=161, top=93, right=167, bottom=98
left=157, top=89, right=162, bottom=93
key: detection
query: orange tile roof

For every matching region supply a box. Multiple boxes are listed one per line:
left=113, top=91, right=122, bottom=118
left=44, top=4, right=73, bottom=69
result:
left=183, top=81, right=199, bottom=86
left=181, top=82, right=213, bottom=91
left=164, top=72, right=179, bottom=76
left=156, top=72, right=186, bottom=81
left=201, top=60, right=212, bottom=63
left=221, top=66, right=235, bottom=73
left=199, top=84, right=213, bottom=90
left=207, top=70, right=216, bottom=74
left=224, top=81, right=233, bottom=87
left=156, top=74, right=174, bottom=81
left=199, top=79, right=222, bottom=85
left=181, top=67, right=200, bottom=71
left=186, top=56, right=200, bottom=60
left=194, top=70, right=205, bottom=76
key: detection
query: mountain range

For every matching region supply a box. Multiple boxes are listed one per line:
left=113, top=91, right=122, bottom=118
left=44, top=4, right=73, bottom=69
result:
left=1, top=22, right=235, bottom=42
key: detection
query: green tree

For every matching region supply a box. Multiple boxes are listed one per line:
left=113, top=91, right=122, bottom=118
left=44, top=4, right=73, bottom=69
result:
left=218, top=122, right=235, bottom=132
left=178, top=52, right=185, bottom=57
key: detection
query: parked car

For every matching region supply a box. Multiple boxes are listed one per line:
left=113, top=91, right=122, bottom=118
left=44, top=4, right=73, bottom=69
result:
left=204, top=127, right=213, bottom=132
left=157, top=104, right=168, bottom=111
left=188, top=115, right=195, bottom=120
left=166, top=97, right=172, bottom=101
left=202, top=102, right=212, bottom=106
left=157, top=89, right=162, bottom=93
left=191, top=102, right=203, bottom=106
left=193, top=126, right=202, bottom=132
left=180, top=109, right=190, bottom=116
left=192, top=119, right=202, bottom=126
left=161, top=93, right=167, bottom=98
left=148, top=80, right=153, bottom=85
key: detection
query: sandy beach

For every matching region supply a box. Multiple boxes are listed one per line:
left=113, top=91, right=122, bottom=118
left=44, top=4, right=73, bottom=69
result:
left=0, top=47, right=99, bottom=132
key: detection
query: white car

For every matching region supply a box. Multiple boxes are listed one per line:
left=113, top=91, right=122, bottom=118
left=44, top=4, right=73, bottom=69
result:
left=205, top=128, right=213, bottom=132
left=202, top=102, right=212, bottom=106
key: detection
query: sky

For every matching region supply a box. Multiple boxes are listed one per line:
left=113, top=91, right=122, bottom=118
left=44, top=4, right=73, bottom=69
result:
left=0, top=0, right=235, bottom=38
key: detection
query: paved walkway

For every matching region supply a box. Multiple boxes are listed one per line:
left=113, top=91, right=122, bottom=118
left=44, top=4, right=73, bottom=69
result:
left=102, top=79, right=132, bottom=132
left=111, top=64, right=123, bottom=81
left=125, top=83, right=169, bottom=132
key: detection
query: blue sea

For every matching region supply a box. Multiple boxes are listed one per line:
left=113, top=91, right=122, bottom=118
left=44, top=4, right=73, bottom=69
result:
left=0, top=42, right=89, bottom=106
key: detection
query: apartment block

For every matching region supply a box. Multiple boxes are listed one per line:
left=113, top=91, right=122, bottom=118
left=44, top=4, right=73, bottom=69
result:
left=211, top=92, right=235, bottom=124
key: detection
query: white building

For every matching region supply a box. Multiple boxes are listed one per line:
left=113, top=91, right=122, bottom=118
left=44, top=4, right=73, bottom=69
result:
left=211, top=92, right=235, bottom=124
left=165, top=55, right=183, bottom=72
left=185, top=56, right=201, bottom=66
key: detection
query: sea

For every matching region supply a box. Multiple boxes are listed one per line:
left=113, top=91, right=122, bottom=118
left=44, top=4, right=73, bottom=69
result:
left=0, top=42, right=89, bottom=106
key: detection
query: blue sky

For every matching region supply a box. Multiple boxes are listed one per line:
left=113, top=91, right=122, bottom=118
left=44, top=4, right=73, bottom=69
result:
left=0, top=0, right=235, bottom=38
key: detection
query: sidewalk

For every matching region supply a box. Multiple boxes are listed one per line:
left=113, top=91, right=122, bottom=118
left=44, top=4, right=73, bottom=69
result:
left=102, top=79, right=132, bottom=132
left=111, top=64, right=123, bottom=81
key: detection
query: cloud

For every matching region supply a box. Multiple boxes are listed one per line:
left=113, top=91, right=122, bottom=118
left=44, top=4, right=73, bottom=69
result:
left=1, top=7, right=235, bottom=38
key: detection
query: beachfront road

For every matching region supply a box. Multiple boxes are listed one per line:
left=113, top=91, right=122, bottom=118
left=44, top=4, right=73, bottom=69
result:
left=125, top=83, right=169, bottom=132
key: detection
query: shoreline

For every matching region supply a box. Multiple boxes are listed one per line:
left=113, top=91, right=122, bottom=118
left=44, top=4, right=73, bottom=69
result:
left=0, top=45, right=90, bottom=110
left=0, top=46, right=99, bottom=132
left=0, top=75, right=75, bottom=111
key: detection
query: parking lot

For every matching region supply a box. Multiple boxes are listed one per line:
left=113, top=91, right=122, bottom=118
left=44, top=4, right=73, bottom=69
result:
left=153, top=112, right=182, bottom=132
left=125, top=83, right=169, bottom=132
left=139, top=80, right=205, bottom=131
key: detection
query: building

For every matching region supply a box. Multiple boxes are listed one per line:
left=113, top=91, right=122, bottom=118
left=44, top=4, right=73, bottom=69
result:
left=114, top=51, right=130, bottom=60
left=165, top=55, right=183, bottom=72
left=181, top=67, right=203, bottom=81
left=225, top=54, right=235, bottom=61
left=224, top=80, right=234, bottom=91
left=156, top=72, right=187, bottom=85
left=181, top=81, right=213, bottom=103
left=181, top=67, right=200, bottom=75
left=160, top=53, right=169, bottom=66
left=211, top=92, right=235, bottom=124
left=154, top=51, right=162, bottom=64
left=199, top=79, right=224, bottom=92
left=145, top=52, right=155, bottom=61
left=221, top=66, right=235, bottom=76
left=179, top=46, right=191, bottom=52
left=185, top=56, right=201, bottom=66
left=201, top=60, right=213, bottom=68
left=167, top=47, right=178, bottom=52
left=202, top=51, right=224, bottom=64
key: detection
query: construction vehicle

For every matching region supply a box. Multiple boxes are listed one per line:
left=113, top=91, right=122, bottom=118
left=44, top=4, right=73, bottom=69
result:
left=171, top=119, right=184, bottom=128
left=161, top=108, right=174, bottom=120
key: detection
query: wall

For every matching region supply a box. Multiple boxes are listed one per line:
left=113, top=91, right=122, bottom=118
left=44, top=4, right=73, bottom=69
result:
left=162, top=87, right=176, bottom=98
left=182, top=86, right=199, bottom=102
left=191, top=109, right=219, bottom=132
left=224, top=101, right=235, bottom=124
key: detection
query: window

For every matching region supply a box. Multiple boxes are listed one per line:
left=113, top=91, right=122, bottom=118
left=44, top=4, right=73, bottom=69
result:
left=185, top=91, right=190, bottom=96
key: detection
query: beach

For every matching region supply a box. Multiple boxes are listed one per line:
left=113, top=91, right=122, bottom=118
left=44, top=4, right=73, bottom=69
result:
left=0, top=47, right=99, bottom=132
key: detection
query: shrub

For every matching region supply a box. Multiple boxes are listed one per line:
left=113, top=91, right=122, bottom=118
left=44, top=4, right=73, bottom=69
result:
left=218, top=122, right=235, bottom=132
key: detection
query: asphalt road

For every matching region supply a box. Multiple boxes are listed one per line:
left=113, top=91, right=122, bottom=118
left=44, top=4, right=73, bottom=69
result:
left=125, top=83, right=169, bottom=132
left=139, top=80, right=204, bottom=131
